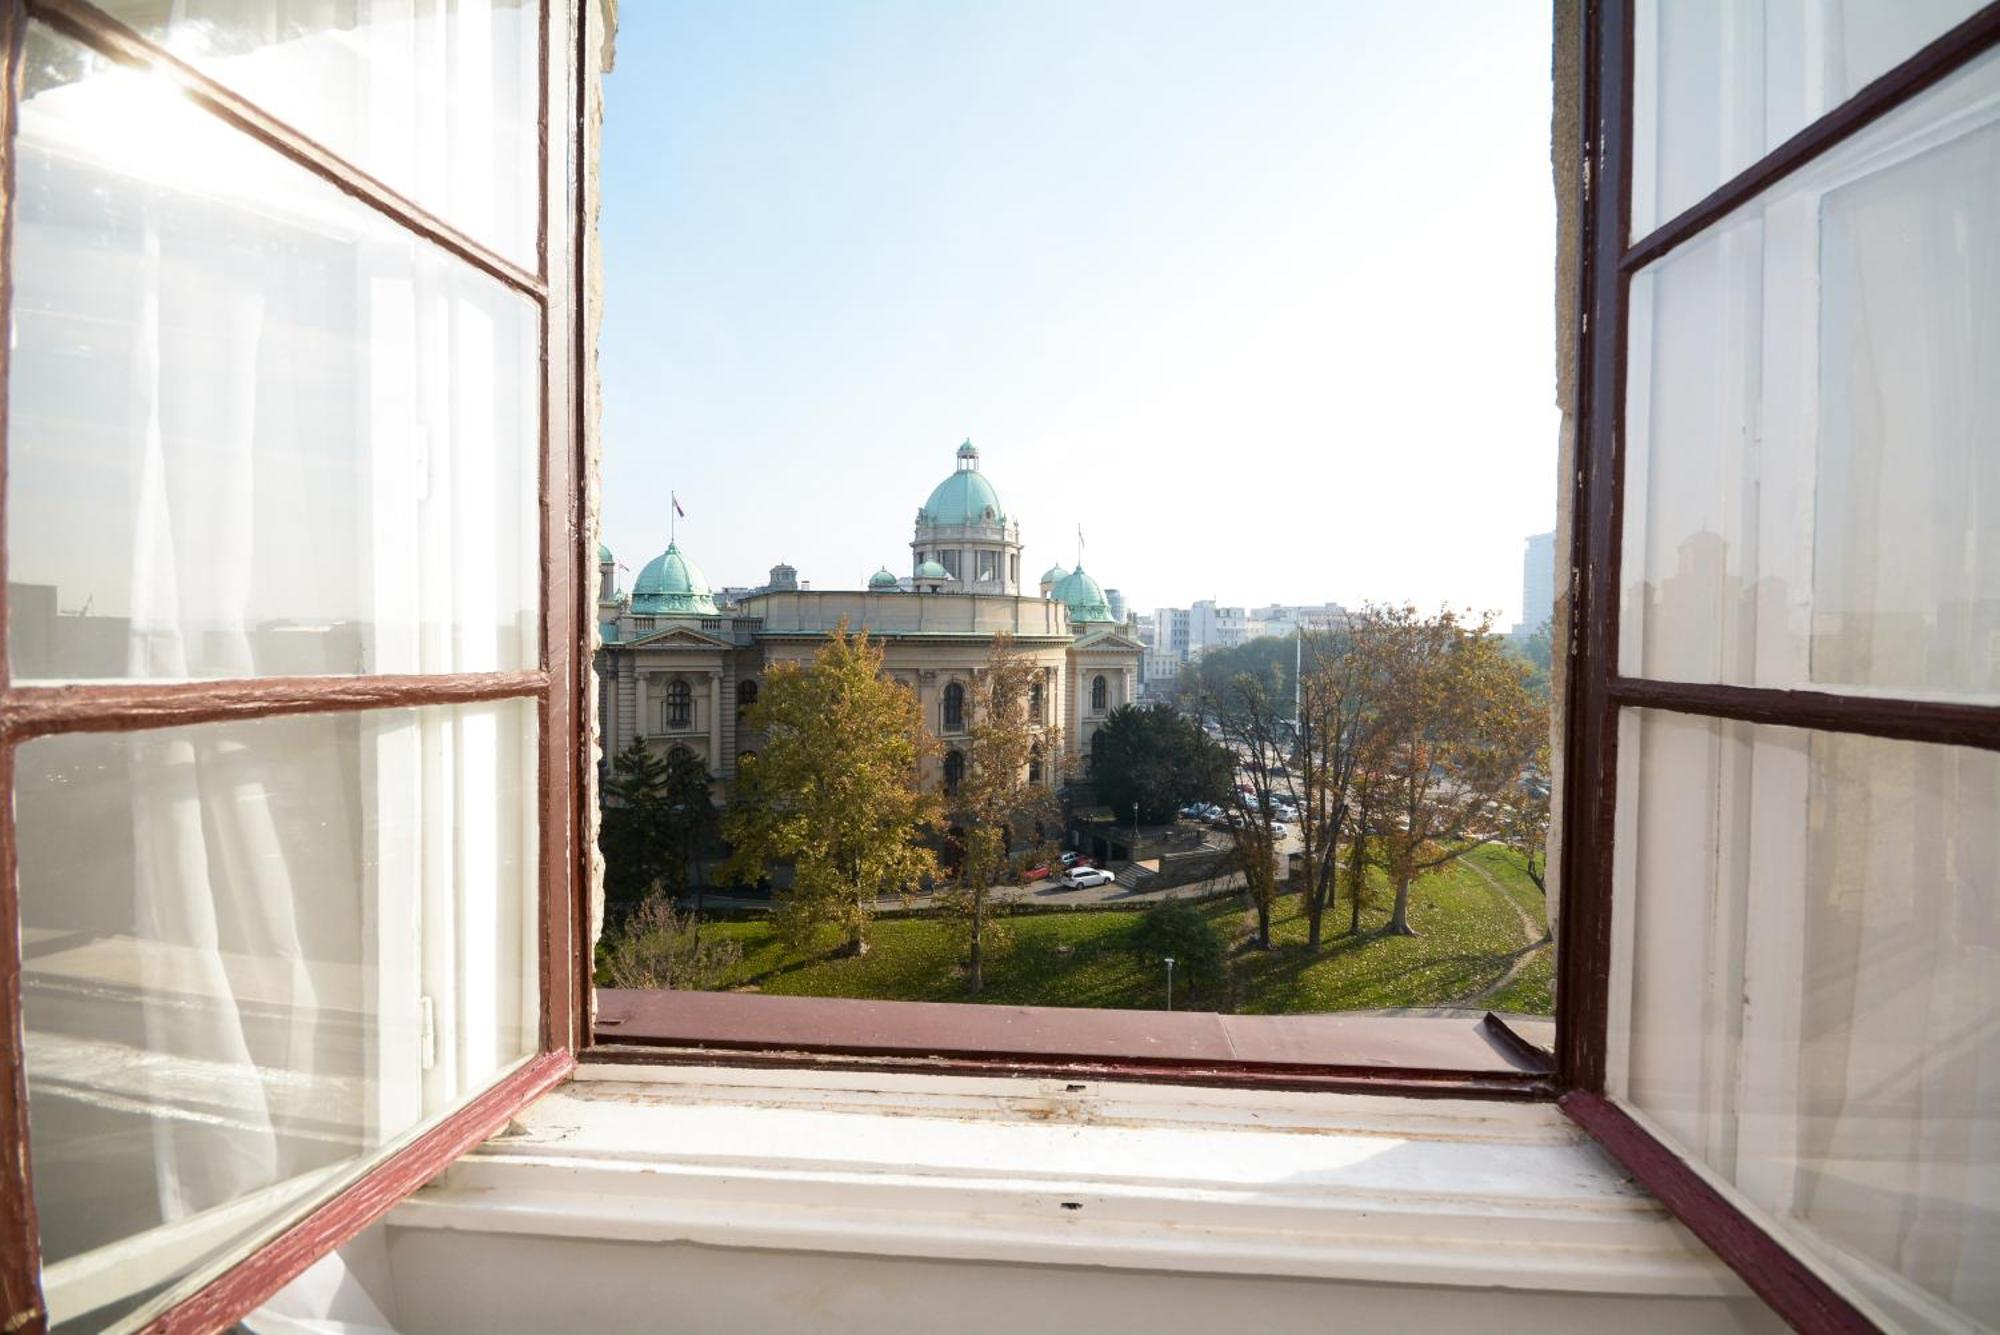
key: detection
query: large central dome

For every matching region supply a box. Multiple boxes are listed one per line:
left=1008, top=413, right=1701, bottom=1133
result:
left=919, top=439, right=1006, bottom=526
left=631, top=541, right=719, bottom=615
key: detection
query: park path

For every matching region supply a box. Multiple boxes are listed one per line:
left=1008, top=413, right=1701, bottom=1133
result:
left=1454, top=852, right=1547, bottom=1007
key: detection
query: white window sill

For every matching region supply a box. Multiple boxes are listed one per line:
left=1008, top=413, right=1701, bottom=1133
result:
left=386, top=1063, right=1745, bottom=1302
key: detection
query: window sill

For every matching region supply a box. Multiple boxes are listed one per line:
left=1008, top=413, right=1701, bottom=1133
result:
left=594, top=990, right=1553, bottom=1097
left=385, top=1063, right=1745, bottom=1302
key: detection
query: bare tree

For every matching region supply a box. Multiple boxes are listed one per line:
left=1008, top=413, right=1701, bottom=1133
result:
left=1287, top=620, right=1380, bottom=950
left=1202, top=667, right=1287, bottom=950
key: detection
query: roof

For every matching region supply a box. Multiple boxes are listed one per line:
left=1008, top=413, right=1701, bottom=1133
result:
left=915, top=559, right=953, bottom=580
left=597, top=542, right=613, bottom=563
left=1051, top=565, right=1114, bottom=623
left=631, top=541, right=719, bottom=615
left=919, top=439, right=1006, bottom=527
left=1040, top=564, right=1069, bottom=585
left=868, top=566, right=902, bottom=590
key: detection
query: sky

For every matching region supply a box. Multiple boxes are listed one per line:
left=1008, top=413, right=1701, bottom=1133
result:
left=598, top=0, right=1558, bottom=625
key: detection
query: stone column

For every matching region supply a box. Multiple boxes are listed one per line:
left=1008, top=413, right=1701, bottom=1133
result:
left=708, top=669, right=723, bottom=771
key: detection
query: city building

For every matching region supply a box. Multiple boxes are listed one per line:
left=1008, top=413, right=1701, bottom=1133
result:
left=1515, top=530, right=1556, bottom=637
left=1188, top=600, right=1247, bottom=656
left=596, top=441, right=1144, bottom=797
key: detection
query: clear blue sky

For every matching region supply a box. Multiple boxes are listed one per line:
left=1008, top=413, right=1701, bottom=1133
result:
left=599, top=1, right=1557, bottom=623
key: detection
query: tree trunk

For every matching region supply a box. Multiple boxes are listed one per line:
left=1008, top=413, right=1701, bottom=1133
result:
left=1347, top=833, right=1366, bottom=935
left=967, top=892, right=985, bottom=995
left=837, top=925, right=869, bottom=958
left=1255, top=900, right=1272, bottom=950
left=1386, top=867, right=1418, bottom=936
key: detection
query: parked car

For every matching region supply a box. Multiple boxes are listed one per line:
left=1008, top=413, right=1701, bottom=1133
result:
left=1061, top=866, right=1116, bottom=889
left=1059, top=851, right=1080, bottom=867
left=1023, top=864, right=1054, bottom=883
left=1269, top=822, right=1290, bottom=838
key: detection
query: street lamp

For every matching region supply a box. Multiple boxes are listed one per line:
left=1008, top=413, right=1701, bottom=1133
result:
left=1132, top=801, right=1140, bottom=859
left=1163, top=956, right=1176, bottom=1011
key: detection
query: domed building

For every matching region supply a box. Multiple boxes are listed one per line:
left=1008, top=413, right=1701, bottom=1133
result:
left=595, top=440, right=1143, bottom=798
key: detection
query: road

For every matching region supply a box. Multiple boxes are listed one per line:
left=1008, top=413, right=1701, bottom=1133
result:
left=680, top=825, right=1302, bottom=916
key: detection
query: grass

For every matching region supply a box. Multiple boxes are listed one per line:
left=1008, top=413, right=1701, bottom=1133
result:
left=694, top=845, right=1554, bottom=1016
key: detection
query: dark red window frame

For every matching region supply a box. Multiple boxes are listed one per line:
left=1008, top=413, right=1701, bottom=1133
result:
left=0, top=0, right=592, bottom=1329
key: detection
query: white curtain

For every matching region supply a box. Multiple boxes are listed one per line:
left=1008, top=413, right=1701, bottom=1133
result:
left=12, top=16, right=539, bottom=1327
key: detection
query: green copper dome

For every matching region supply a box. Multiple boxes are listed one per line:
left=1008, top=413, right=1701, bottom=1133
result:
left=919, top=439, right=1006, bottom=527
left=868, top=566, right=902, bottom=591
left=597, top=542, right=613, bottom=564
left=915, top=559, right=952, bottom=580
left=1052, top=565, right=1114, bottom=623
left=631, top=541, right=719, bottom=615
left=1039, top=564, right=1069, bottom=587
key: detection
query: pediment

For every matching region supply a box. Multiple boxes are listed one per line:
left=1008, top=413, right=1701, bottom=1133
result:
left=1070, top=628, right=1145, bottom=653
left=621, top=625, right=735, bottom=650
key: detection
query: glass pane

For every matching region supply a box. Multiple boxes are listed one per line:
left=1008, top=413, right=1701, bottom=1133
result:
left=7, top=24, right=539, bottom=684
left=1613, top=709, right=1999, bottom=1333
left=95, top=0, right=538, bottom=266
left=1621, top=48, right=2000, bottom=700
left=17, top=699, right=539, bottom=1329
left=1630, top=0, right=1983, bottom=237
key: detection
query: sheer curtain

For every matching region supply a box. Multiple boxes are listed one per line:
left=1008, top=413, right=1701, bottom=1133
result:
left=11, top=18, right=538, bottom=1328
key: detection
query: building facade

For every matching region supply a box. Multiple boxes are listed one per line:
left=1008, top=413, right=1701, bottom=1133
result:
left=596, top=442, right=1144, bottom=798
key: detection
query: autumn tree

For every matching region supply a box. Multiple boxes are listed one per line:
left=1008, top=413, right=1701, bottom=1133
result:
left=721, top=625, right=939, bottom=957
left=939, top=635, right=1063, bottom=995
left=1366, top=606, right=1542, bottom=936
left=1090, top=702, right=1232, bottom=823
left=1285, top=622, right=1381, bottom=950
left=1200, top=665, right=1287, bottom=949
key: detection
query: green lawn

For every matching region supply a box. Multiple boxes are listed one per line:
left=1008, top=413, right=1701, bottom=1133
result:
left=696, top=846, right=1553, bottom=1016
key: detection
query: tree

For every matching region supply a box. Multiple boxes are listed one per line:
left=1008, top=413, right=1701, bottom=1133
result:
left=1284, top=622, right=1380, bottom=950
left=939, top=635, right=1064, bottom=994
left=1200, top=665, right=1288, bottom=949
left=1366, top=606, right=1543, bottom=936
left=1502, top=732, right=1553, bottom=943
left=600, top=738, right=715, bottom=914
left=721, top=625, right=940, bottom=957
left=597, top=895, right=743, bottom=990
left=1128, top=900, right=1227, bottom=1008
left=1089, top=702, right=1232, bottom=823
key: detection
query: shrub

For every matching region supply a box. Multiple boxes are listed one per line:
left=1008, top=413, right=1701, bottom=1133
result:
left=598, top=896, right=743, bottom=990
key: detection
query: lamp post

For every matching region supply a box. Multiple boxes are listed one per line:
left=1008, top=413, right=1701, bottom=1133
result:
left=1132, top=801, right=1140, bottom=860
left=1163, top=956, right=1176, bottom=1012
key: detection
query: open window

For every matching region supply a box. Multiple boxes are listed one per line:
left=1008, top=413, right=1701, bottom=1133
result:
left=0, top=0, right=587, bottom=1328
left=1558, top=4, right=2000, bottom=1330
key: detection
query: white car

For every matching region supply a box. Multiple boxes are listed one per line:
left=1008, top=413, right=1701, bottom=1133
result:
left=1269, top=822, right=1290, bottom=838
left=1061, top=867, right=1116, bottom=889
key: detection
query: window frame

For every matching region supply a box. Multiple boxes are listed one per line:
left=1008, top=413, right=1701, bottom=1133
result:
left=1550, top=3, right=2000, bottom=1331
left=0, top=0, right=590, bottom=1328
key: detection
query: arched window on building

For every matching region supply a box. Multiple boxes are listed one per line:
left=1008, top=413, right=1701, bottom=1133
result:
left=1091, top=674, right=1108, bottom=713
left=1029, top=679, right=1044, bottom=723
left=665, top=678, right=692, bottom=730
left=942, top=681, right=965, bottom=733
left=736, top=678, right=758, bottom=720
left=667, top=745, right=692, bottom=767
left=1028, top=742, right=1043, bottom=786
left=943, top=749, right=965, bottom=796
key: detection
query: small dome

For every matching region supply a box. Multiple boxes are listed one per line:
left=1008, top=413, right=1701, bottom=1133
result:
left=1039, top=564, right=1069, bottom=587
left=915, top=559, right=953, bottom=580
left=597, top=542, right=613, bottom=564
left=1052, top=565, right=1114, bottom=623
left=919, top=440, right=1006, bottom=527
left=868, top=566, right=902, bottom=591
left=631, top=541, right=719, bottom=615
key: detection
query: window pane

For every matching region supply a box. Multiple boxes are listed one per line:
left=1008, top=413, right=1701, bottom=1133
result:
left=94, top=0, right=538, bottom=265
left=1613, top=708, right=1999, bottom=1332
left=1630, top=0, right=1983, bottom=237
left=16, top=699, right=539, bottom=1328
left=7, top=24, right=539, bottom=683
left=1621, top=48, right=2000, bottom=700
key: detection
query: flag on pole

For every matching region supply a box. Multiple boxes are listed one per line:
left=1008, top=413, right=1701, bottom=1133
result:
left=673, top=492, right=686, bottom=518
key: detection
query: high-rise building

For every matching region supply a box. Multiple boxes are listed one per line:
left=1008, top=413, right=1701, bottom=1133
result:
left=1518, top=531, right=1556, bottom=636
